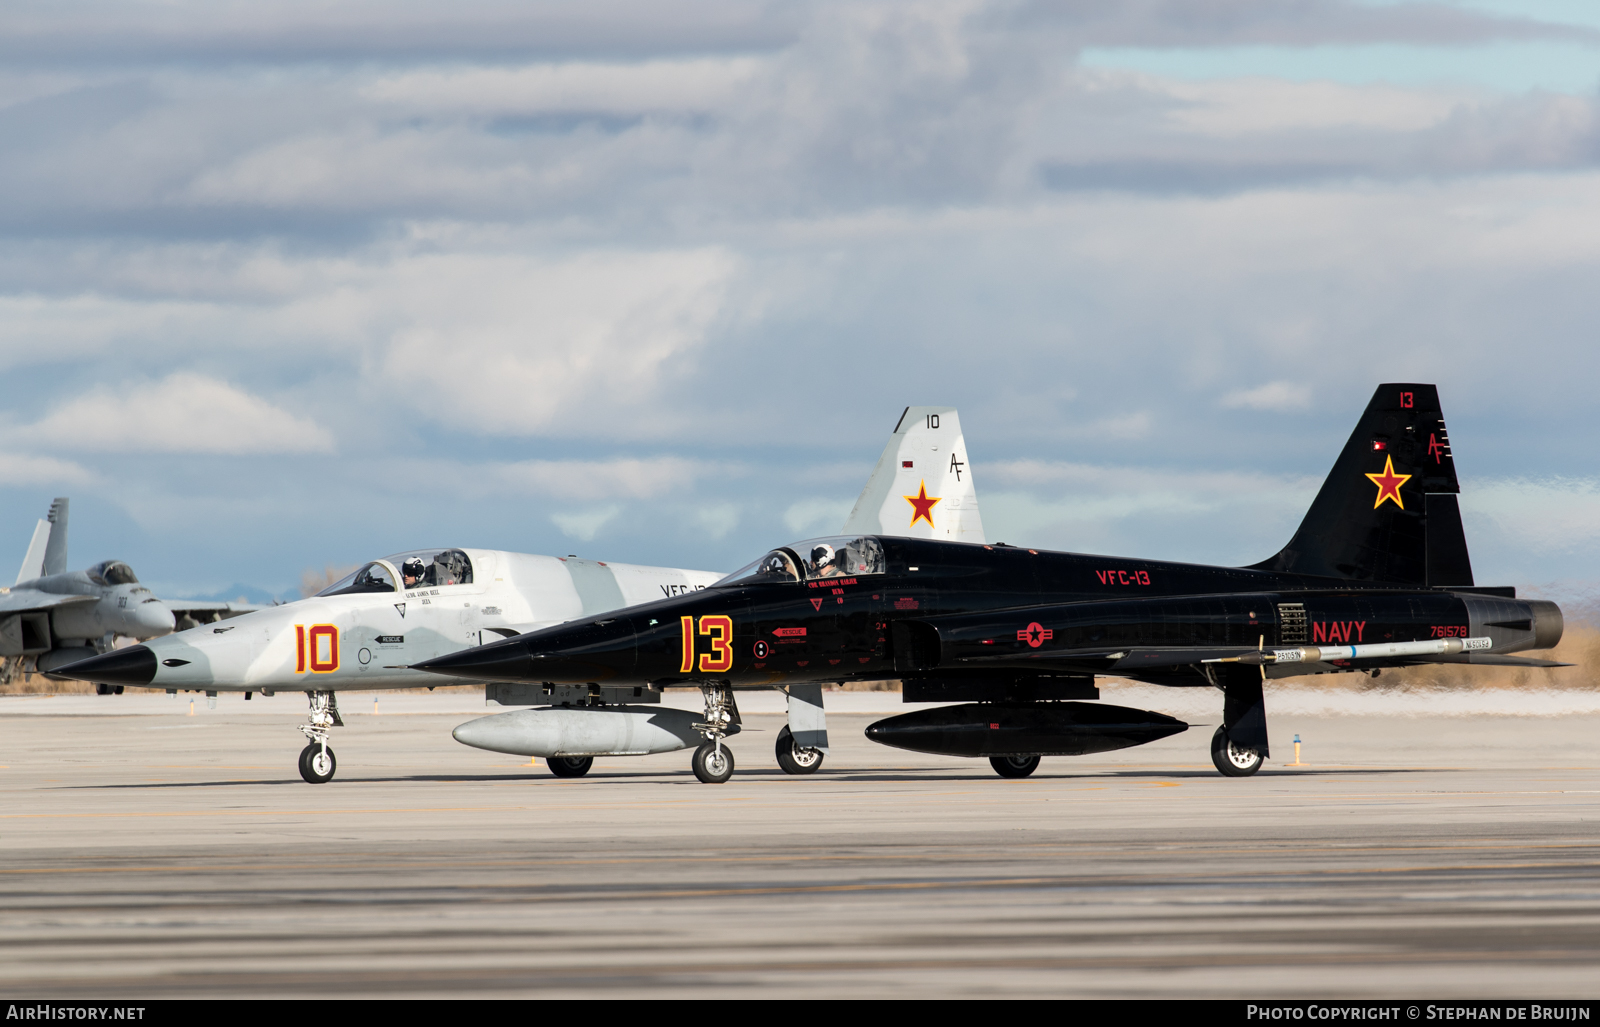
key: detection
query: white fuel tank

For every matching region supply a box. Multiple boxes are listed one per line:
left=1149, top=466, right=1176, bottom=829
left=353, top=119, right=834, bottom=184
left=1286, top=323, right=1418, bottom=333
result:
left=451, top=705, right=705, bottom=758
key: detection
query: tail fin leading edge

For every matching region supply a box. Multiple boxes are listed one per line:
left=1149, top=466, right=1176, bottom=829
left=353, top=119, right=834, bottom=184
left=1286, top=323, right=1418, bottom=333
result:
left=1252, top=385, right=1468, bottom=585
left=15, top=519, right=50, bottom=585
left=842, top=407, right=986, bottom=543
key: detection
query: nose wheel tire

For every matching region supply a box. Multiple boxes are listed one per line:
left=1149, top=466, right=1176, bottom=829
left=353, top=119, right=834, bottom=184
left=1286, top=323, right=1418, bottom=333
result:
left=775, top=725, right=824, bottom=775
left=692, top=742, right=735, bottom=784
left=989, top=755, right=1041, bottom=779
left=547, top=756, right=592, bottom=778
left=298, top=744, right=337, bottom=784
left=1211, top=725, right=1263, bottom=777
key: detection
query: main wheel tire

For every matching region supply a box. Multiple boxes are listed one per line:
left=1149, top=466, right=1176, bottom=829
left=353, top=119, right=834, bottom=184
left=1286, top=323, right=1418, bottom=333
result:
left=547, top=756, right=593, bottom=778
left=989, top=755, right=1041, bottom=779
left=1211, top=725, right=1263, bottom=777
left=692, top=742, right=735, bottom=784
left=775, top=725, right=824, bottom=775
left=298, top=744, right=336, bottom=784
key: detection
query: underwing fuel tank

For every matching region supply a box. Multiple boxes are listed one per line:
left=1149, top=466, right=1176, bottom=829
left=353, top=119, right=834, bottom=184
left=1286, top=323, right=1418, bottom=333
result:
left=451, top=705, right=714, bottom=758
left=865, top=702, right=1187, bottom=758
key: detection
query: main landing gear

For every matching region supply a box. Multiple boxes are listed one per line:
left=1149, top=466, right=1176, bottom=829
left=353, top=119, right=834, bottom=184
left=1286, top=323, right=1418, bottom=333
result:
left=775, top=725, right=824, bottom=775
left=547, top=756, right=593, bottom=778
left=298, top=691, right=343, bottom=784
left=989, top=755, right=1040, bottom=779
left=691, top=683, right=738, bottom=784
left=1210, top=725, right=1263, bottom=777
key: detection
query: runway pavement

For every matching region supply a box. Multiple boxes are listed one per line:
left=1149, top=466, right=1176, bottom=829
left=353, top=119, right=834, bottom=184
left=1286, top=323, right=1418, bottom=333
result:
left=1, top=689, right=1598, bottom=998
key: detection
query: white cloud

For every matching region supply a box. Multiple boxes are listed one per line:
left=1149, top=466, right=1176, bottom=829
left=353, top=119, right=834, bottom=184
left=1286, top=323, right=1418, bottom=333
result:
left=15, top=373, right=334, bottom=455
left=1221, top=381, right=1312, bottom=412
left=783, top=497, right=855, bottom=536
left=363, top=58, right=765, bottom=116
left=1151, top=76, right=1472, bottom=137
left=1465, top=476, right=1600, bottom=553
left=550, top=505, right=621, bottom=541
left=0, top=452, right=93, bottom=485
left=378, top=248, right=738, bottom=437
left=492, top=457, right=711, bottom=501
left=693, top=503, right=742, bottom=540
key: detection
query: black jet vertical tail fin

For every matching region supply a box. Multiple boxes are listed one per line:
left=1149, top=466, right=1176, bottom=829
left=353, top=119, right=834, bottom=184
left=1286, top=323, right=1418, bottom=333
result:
left=1250, top=384, right=1466, bottom=585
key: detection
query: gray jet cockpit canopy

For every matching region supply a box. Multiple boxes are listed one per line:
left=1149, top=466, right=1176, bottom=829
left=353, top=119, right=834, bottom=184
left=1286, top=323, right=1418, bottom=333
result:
left=317, top=549, right=475, bottom=597
left=716, top=536, right=885, bottom=586
left=85, top=560, right=139, bottom=586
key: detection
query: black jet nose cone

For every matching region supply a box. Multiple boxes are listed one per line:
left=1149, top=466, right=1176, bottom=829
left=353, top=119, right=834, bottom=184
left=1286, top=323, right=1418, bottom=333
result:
left=413, top=638, right=533, bottom=682
left=54, top=645, right=158, bottom=686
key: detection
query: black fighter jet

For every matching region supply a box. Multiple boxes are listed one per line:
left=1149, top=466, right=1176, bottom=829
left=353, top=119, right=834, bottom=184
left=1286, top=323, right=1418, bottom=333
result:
left=417, top=384, right=1565, bottom=783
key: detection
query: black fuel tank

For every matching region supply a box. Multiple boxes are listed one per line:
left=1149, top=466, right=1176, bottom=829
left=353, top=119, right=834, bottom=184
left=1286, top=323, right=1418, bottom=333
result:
left=865, top=701, right=1187, bottom=758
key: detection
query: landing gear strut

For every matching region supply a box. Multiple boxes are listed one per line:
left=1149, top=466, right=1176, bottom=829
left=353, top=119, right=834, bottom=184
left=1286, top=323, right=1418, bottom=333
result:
left=691, top=683, right=737, bottom=784
left=298, top=691, right=342, bottom=784
left=1210, top=725, right=1263, bottom=777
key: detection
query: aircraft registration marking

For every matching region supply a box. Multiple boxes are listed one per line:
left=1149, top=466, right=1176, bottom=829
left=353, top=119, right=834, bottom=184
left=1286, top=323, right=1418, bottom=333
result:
left=1095, top=569, right=1150, bottom=586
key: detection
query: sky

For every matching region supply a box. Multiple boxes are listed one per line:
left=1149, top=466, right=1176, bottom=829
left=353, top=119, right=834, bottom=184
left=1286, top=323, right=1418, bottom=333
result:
left=1, top=0, right=1598, bottom=605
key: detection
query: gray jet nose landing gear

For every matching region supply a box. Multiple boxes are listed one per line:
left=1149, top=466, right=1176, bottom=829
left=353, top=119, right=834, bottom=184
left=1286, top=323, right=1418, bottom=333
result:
left=298, top=690, right=343, bottom=783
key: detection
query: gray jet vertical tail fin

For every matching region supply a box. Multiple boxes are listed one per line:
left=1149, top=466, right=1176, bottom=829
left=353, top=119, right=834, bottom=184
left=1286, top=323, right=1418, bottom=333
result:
left=841, top=407, right=986, bottom=543
left=16, top=519, right=50, bottom=585
left=41, top=498, right=69, bottom=577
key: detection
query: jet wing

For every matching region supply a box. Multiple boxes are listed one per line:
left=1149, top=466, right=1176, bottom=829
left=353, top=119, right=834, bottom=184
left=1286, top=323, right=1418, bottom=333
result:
left=0, top=589, right=97, bottom=614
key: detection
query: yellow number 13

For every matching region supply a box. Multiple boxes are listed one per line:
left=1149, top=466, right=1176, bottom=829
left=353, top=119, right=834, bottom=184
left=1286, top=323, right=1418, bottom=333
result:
left=680, top=615, right=734, bottom=673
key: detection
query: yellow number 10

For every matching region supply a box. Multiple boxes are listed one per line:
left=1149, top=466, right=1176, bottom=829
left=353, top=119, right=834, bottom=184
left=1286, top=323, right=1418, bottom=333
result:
left=680, top=615, right=733, bottom=673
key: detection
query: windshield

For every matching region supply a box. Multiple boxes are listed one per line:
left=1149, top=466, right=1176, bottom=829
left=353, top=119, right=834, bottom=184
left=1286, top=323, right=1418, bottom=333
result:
left=384, top=548, right=474, bottom=590
left=317, top=561, right=397, bottom=597
left=86, top=561, right=139, bottom=586
left=715, top=536, right=884, bottom=586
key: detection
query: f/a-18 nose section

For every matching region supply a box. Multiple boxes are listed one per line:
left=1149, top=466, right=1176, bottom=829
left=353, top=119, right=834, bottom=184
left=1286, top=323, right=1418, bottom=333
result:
left=416, top=618, right=640, bottom=684
left=54, top=644, right=158, bottom=687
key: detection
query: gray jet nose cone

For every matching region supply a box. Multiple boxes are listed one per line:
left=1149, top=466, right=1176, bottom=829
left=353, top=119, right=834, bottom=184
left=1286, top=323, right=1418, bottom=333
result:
left=53, top=645, right=158, bottom=686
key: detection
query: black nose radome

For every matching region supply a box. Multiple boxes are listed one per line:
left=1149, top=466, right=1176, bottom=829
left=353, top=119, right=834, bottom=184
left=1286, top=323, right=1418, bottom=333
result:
left=413, top=638, right=534, bottom=682
left=52, top=645, right=158, bottom=687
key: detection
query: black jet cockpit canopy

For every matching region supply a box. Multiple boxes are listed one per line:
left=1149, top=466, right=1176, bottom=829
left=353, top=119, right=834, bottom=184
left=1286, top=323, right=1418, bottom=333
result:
left=317, top=549, right=475, bottom=597
left=86, top=560, right=139, bottom=586
left=715, top=535, right=885, bottom=586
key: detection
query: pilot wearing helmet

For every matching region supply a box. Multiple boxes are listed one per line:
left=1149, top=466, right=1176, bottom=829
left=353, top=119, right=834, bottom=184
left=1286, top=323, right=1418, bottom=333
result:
left=808, top=543, right=840, bottom=578
left=401, top=557, right=428, bottom=590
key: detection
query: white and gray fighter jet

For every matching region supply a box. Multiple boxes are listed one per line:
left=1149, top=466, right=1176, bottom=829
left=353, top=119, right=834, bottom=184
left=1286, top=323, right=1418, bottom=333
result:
left=0, top=498, right=261, bottom=691
left=0, top=498, right=178, bottom=688
left=56, top=406, right=985, bottom=785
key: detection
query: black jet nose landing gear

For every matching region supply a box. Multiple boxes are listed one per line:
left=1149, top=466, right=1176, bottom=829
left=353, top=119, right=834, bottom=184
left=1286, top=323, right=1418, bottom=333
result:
left=298, top=690, right=343, bottom=783
left=1210, top=725, right=1263, bottom=777
left=691, top=683, right=738, bottom=784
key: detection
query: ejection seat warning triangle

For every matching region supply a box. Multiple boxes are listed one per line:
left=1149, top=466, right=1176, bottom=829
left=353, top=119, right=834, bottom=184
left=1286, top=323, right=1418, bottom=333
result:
left=394, top=603, right=406, bottom=618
